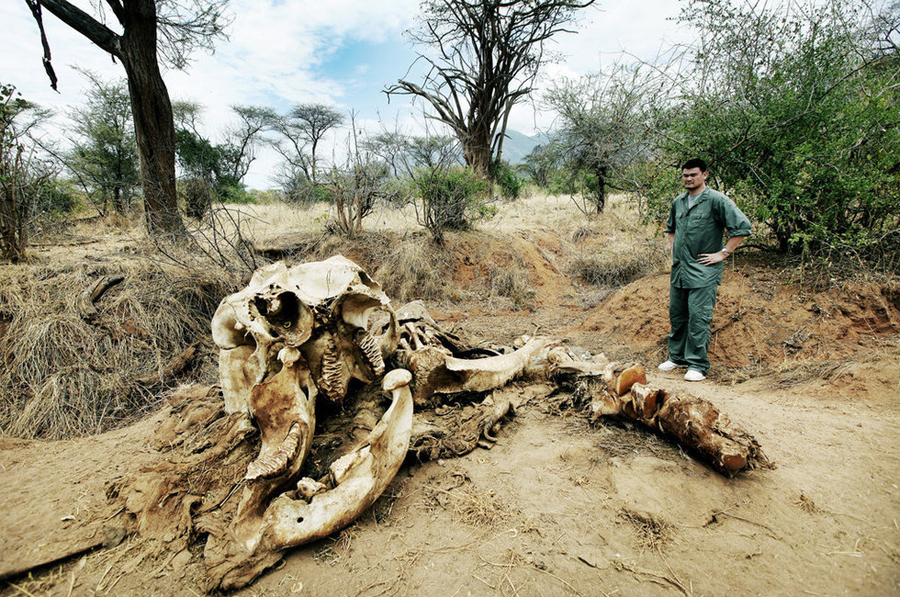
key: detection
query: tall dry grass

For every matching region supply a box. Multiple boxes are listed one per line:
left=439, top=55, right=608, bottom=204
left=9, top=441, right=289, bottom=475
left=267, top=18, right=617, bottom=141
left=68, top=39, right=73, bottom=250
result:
left=226, top=192, right=622, bottom=238
left=373, top=235, right=449, bottom=303
left=222, top=192, right=668, bottom=305
left=562, top=194, right=669, bottom=304
left=0, top=253, right=239, bottom=440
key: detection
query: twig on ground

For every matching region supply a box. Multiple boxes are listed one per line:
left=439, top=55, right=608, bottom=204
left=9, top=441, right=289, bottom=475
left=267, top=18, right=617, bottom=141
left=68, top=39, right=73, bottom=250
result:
left=529, top=564, right=583, bottom=596
left=6, top=581, right=40, bottom=597
left=352, top=579, right=389, bottom=597
left=471, top=573, right=496, bottom=590
left=614, top=561, right=690, bottom=596
left=707, top=510, right=782, bottom=539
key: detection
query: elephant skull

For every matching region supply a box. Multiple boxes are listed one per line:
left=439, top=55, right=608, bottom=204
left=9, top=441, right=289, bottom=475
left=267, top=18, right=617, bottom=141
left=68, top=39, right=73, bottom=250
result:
left=210, top=255, right=399, bottom=507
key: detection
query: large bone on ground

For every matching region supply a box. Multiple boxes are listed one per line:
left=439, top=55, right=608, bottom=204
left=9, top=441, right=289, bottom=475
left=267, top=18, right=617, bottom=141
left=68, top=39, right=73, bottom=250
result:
left=551, top=358, right=646, bottom=419
left=397, top=337, right=556, bottom=405
left=615, top=383, right=769, bottom=476
left=553, top=360, right=768, bottom=476
left=204, top=369, right=414, bottom=591
left=266, top=368, right=413, bottom=545
left=650, top=388, right=770, bottom=476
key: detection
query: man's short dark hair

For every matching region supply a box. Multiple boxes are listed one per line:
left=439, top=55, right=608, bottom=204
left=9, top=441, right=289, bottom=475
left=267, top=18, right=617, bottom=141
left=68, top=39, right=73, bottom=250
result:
left=682, top=158, right=708, bottom=172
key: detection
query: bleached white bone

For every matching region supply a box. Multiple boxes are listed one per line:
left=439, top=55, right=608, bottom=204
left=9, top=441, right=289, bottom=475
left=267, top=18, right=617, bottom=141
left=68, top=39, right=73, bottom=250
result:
left=260, top=368, right=413, bottom=547
left=440, top=337, right=555, bottom=393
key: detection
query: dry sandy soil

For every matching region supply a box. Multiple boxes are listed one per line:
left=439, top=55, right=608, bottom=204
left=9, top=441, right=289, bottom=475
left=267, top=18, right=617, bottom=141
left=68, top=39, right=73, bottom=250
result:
left=1, top=196, right=898, bottom=597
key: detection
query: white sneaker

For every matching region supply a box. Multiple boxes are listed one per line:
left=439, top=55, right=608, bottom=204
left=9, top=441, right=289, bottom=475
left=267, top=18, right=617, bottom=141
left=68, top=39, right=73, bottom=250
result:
left=658, top=360, right=681, bottom=371
left=684, top=370, right=707, bottom=382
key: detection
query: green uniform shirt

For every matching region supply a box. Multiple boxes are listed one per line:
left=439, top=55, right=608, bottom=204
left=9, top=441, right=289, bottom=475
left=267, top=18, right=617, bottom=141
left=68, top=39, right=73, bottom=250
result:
left=666, top=187, right=751, bottom=289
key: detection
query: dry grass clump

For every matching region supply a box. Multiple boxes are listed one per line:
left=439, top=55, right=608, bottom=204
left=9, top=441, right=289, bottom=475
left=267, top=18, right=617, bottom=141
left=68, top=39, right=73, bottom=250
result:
left=618, top=508, right=672, bottom=550
left=425, top=481, right=510, bottom=527
left=559, top=194, right=669, bottom=293
left=488, top=263, right=536, bottom=308
left=455, top=486, right=508, bottom=527
left=372, top=235, right=449, bottom=303
left=795, top=491, right=820, bottom=513
left=0, top=255, right=240, bottom=440
left=570, top=244, right=667, bottom=288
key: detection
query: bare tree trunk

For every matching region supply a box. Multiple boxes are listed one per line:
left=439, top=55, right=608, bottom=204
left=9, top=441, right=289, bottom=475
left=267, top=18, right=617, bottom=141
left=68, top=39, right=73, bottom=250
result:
left=0, top=145, right=25, bottom=263
left=35, top=0, right=185, bottom=238
left=462, top=124, right=493, bottom=179
left=120, top=0, right=183, bottom=237
left=0, top=182, right=20, bottom=262
left=594, top=163, right=607, bottom=213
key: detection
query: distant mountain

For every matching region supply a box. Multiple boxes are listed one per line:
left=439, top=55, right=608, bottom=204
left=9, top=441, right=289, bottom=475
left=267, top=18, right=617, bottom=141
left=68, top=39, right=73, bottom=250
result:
left=499, top=130, right=549, bottom=165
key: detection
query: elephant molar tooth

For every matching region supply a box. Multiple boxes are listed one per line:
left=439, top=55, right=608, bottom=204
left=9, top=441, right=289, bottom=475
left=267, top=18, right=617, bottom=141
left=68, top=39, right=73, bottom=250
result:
left=245, top=423, right=302, bottom=481
left=359, top=331, right=385, bottom=376
left=320, top=336, right=345, bottom=402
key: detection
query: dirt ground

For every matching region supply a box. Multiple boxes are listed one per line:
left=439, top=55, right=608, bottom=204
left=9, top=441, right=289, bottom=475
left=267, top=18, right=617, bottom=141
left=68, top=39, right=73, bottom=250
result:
left=1, top=215, right=899, bottom=597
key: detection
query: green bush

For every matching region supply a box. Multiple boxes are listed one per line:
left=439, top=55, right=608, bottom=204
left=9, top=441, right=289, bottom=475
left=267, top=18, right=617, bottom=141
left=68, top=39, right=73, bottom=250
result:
left=414, top=166, right=489, bottom=242
left=491, top=160, right=524, bottom=200
left=282, top=174, right=332, bottom=204
left=217, top=183, right=256, bottom=204
left=660, top=0, right=900, bottom=263
left=629, top=161, right=684, bottom=225
left=34, top=177, right=79, bottom=215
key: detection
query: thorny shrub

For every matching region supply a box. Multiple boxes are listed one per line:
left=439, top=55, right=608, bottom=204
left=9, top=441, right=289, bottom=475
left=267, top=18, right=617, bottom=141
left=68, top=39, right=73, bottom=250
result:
left=413, top=166, right=490, bottom=243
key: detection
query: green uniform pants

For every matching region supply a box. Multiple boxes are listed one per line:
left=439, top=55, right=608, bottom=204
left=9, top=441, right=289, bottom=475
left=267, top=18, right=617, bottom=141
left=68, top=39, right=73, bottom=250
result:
left=668, top=284, right=718, bottom=374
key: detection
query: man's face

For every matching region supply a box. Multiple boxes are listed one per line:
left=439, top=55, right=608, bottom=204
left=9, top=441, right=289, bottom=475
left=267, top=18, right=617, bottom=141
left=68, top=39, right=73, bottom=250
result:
left=682, top=167, right=708, bottom=192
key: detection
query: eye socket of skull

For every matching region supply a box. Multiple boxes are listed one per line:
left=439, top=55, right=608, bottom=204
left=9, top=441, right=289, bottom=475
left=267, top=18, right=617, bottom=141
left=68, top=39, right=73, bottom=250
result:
left=252, top=292, right=314, bottom=345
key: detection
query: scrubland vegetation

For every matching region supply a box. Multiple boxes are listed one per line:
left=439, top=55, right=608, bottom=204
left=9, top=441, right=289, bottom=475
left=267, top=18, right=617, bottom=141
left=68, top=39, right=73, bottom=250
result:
left=1, top=0, right=896, bottom=441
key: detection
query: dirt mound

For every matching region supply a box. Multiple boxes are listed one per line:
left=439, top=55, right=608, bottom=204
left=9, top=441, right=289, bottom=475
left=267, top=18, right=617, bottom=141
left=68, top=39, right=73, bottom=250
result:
left=581, top=267, right=900, bottom=372
left=256, top=227, right=577, bottom=308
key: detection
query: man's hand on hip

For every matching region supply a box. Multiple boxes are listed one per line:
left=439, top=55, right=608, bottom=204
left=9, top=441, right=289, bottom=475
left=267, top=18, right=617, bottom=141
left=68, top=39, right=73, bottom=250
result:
left=698, top=251, right=728, bottom=266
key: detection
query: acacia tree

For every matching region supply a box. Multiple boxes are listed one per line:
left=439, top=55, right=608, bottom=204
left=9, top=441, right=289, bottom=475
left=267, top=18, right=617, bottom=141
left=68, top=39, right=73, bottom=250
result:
left=24, top=0, right=230, bottom=236
left=270, top=103, right=343, bottom=185
left=173, top=101, right=273, bottom=217
left=225, top=105, right=276, bottom=184
left=364, top=128, right=460, bottom=178
left=520, top=143, right=560, bottom=188
left=385, top=0, right=596, bottom=178
left=68, top=69, right=140, bottom=215
left=545, top=63, right=657, bottom=213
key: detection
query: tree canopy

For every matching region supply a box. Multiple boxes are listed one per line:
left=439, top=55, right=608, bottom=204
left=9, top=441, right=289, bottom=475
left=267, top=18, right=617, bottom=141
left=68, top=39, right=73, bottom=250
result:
left=661, top=0, right=900, bottom=255
left=26, top=0, right=231, bottom=236
left=67, top=69, right=140, bottom=215
left=386, top=0, right=596, bottom=178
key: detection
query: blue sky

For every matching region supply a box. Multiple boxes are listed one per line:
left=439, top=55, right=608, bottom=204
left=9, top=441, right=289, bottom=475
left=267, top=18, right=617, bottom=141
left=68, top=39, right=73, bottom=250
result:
left=4, top=0, right=687, bottom=189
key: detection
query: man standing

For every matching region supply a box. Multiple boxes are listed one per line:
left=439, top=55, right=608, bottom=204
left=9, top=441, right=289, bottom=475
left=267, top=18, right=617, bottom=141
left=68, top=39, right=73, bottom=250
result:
left=658, top=159, right=751, bottom=381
